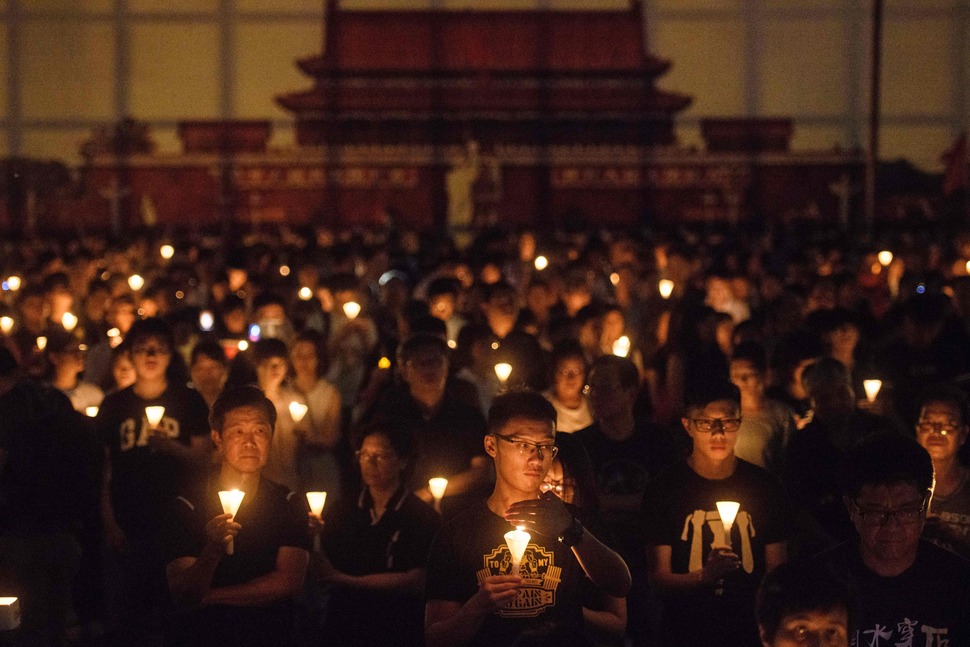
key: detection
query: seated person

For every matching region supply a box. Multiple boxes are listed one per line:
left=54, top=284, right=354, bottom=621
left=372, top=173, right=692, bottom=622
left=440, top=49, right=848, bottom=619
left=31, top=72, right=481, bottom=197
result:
left=425, top=390, right=631, bottom=647
left=755, top=560, right=851, bottom=647
left=813, top=433, right=970, bottom=644
left=310, top=422, right=440, bottom=647
left=165, top=385, right=310, bottom=645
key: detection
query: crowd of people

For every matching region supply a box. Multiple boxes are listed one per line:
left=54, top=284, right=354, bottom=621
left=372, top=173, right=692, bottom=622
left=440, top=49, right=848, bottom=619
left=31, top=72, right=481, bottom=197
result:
left=2, top=219, right=970, bottom=646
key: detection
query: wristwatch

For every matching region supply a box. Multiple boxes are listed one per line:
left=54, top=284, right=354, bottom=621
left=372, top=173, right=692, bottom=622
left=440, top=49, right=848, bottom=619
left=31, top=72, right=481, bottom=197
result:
left=558, top=516, right=584, bottom=548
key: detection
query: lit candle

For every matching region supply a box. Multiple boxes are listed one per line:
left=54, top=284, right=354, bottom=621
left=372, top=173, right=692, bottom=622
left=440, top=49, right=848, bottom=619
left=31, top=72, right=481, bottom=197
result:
left=612, top=335, right=631, bottom=358
left=504, top=526, right=531, bottom=577
left=863, top=379, right=882, bottom=403
left=145, top=405, right=165, bottom=428
left=62, top=312, right=78, bottom=332
left=5, top=276, right=21, bottom=291
left=659, top=279, right=675, bottom=299
left=716, top=501, right=740, bottom=549
left=342, top=301, right=361, bottom=320
left=610, top=272, right=620, bottom=286
left=279, top=265, right=291, bottom=277
left=306, top=491, right=327, bottom=551
left=0, top=316, right=13, bottom=334
left=0, top=597, right=19, bottom=631
left=428, top=477, right=449, bottom=512
left=36, top=336, right=47, bottom=351
left=237, top=340, right=249, bottom=351
left=85, top=406, right=99, bottom=417
left=494, top=362, right=512, bottom=384
left=218, top=489, right=245, bottom=555
left=298, top=286, right=313, bottom=301
left=289, top=401, right=308, bottom=423
left=128, top=274, right=145, bottom=291
left=199, top=310, right=214, bottom=332
left=878, top=250, right=893, bottom=267
left=377, top=356, right=391, bottom=370
left=534, top=255, right=548, bottom=271
left=160, top=244, right=175, bottom=260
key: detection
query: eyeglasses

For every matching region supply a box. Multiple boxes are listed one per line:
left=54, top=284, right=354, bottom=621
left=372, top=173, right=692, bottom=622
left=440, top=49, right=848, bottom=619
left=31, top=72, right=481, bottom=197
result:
left=492, top=434, right=558, bottom=461
left=916, top=421, right=961, bottom=436
left=851, top=499, right=927, bottom=527
left=355, top=450, right=396, bottom=465
left=690, top=418, right=742, bottom=433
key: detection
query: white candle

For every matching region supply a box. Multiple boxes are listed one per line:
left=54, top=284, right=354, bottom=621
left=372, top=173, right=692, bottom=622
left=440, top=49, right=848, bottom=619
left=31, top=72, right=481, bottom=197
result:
left=342, top=301, right=361, bottom=320
left=877, top=250, right=893, bottom=267
left=160, top=244, right=175, bottom=260
left=306, top=491, right=327, bottom=552
left=0, top=597, right=19, bottom=631
left=289, top=401, right=308, bottom=423
left=612, top=335, right=631, bottom=358
left=128, top=274, right=145, bottom=291
left=505, top=526, right=531, bottom=577
left=428, top=477, right=448, bottom=512
left=0, top=316, right=13, bottom=334
left=218, top=489, right=245, bottom=555
left=61, top=312, right=78, bottom=332
left=85, top=406, right=99, bottom=418
left=145, top=406, right=165, bottom=428
left=298, top=286, right=313, bottom=301
left=36, top=336, right=47, bottom=351
left=494, top=362, right=512, bottom=384
left=534, top=255, right=548, bottom=271
left=659, top=279, right=675, bottom=299
left=716, top=501, right=740, bottom=549
left=863, top=379, right=882, bottom=403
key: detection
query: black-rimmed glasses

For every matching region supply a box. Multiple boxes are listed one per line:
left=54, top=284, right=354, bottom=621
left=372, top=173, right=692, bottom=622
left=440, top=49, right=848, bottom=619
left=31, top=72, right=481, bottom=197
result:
left=492, top=434, right=558, bottom=461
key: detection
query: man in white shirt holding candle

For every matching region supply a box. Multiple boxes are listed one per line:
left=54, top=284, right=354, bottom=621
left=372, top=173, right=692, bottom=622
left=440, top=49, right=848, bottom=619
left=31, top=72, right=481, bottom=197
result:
left=424, top=390, right=631, bottom=647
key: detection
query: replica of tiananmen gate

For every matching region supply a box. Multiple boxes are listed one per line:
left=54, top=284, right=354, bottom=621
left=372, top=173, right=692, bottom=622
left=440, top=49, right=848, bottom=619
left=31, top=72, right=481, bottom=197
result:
left=29, top=0, right=864, bottom=235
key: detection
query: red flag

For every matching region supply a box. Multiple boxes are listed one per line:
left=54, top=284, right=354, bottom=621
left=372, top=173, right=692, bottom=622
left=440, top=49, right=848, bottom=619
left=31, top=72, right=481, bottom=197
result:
left=941, top=132, right=967, bottom=196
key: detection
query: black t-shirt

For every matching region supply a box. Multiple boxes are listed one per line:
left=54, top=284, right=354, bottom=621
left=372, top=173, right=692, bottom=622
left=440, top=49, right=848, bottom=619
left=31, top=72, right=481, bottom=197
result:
left=163, top=475, right=310, bottom=645
left=98, top=384, right=210, bottom=538
left=321, top=486, right=440, bottom=647
left=425, top=500, right=591, bottom=647
left=814, top=540, right=970, bottom=647
left=641, top=459, right=791, bottom=647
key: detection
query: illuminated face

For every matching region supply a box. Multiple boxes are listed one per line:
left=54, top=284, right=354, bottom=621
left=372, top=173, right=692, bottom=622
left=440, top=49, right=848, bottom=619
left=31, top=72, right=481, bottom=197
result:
left=683, top=399, right=740, bottom=464
left=848, top=482, right=926, bottom=566
left=112, top=354, right=136, bottom=390
left=289, top=341, right=319, bottom=379
left=357, top=433, right=405, bottom=492
left=764, top=608, right=849, bottom=647
left=916, top=400, right=967, bottom=462
left=485, top=417, right=556, bottom=496
left=256, top=356, right=288, bottom=390
left=730, top=359, right=764, bottom=400
left=553, top=357, right=586, bottom=400
left=213, top=405, right=272, bottom=476
left=130, top=335, right=172, bottom=383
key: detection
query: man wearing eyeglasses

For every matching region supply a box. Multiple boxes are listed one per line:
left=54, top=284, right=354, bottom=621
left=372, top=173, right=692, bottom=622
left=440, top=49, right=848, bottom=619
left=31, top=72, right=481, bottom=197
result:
left=425, top=390, right=631, bottom=647
left=641, top=380, right=791, bottom=647
left=814, top=432, right=970, bottom=646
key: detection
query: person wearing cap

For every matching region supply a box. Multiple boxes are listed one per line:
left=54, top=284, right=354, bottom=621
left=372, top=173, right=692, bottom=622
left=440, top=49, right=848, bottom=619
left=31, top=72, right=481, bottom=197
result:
left=641, top=379, right=791, bottom=647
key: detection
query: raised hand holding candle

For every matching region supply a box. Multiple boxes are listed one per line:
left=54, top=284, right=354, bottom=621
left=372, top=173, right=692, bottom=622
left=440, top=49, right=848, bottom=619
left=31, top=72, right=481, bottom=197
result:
left=306, top=491, right=327, bottom=551
left=218, top=489, right=245, bottom=555
left=505, top=526, right=531, bottom=577
left=428, top=478, right=448, bottom=512
left=289, top=401, right=309, bottom=423
left=863, top=379, right=882, bottom=403
left=716, top=501, right=740, bottom=549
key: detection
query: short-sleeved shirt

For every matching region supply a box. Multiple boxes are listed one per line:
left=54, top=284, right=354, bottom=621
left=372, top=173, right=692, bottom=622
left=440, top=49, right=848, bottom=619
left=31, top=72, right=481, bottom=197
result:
left=641, top=459, right=791, bottom=647
left=926, top=475, right=970, bottom=556
left=163, top=475, right=310, bottom=645
left=814, top=540, right=970, bottom=647
left=321, top=486, right=440, bottom=647
left=425, top=500, right=591, bottom=647
left=98, top=384, right=210, bottom=539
